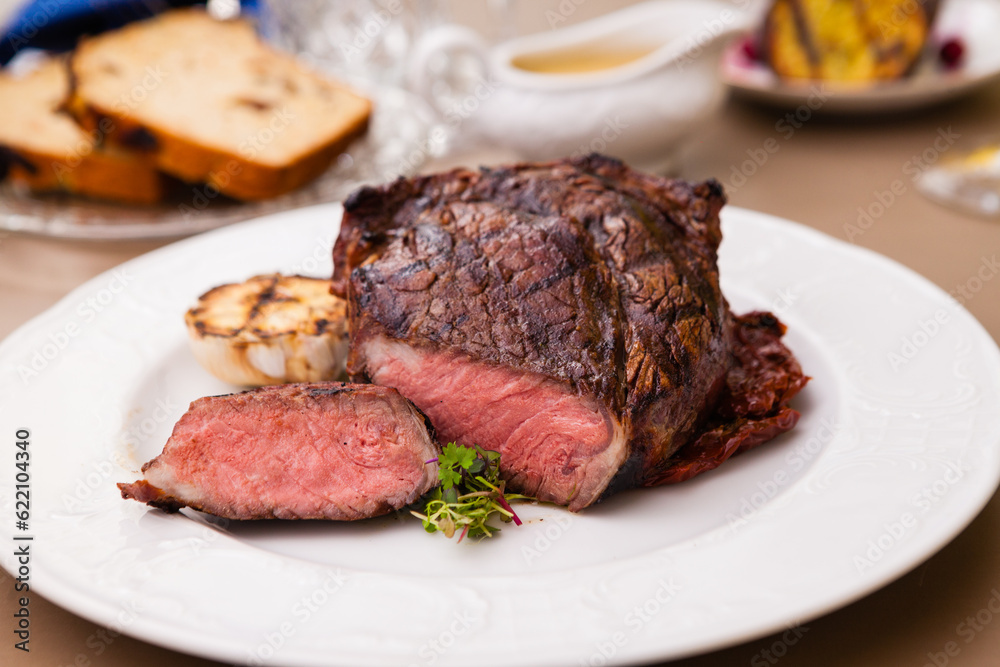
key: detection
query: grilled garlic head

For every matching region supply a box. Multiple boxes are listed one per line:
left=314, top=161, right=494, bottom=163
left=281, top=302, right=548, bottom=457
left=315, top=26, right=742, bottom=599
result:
left=185, top=274, right=349, bottom=386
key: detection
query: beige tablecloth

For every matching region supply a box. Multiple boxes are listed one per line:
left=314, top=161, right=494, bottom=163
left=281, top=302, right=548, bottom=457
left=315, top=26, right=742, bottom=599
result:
left=3, top=3, right=1000, bottom=666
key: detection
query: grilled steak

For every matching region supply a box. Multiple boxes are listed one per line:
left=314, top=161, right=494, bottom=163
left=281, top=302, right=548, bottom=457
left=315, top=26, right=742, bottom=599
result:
left=333, top=154, right=808, bottom=510
left=118, top=383, right=439, bottom=520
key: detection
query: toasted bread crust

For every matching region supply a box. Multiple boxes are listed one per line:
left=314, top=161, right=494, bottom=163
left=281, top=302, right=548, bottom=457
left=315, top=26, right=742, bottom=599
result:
left=2, top=145, right=164, bottom=204
left=68, top=9, right=372, bottom=201
left=0, top=58, right=164, bottom=204
left=69, top=99, right=370, bottom=200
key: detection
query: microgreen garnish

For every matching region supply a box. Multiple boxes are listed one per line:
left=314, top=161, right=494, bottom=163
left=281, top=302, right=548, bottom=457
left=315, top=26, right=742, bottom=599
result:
left=411, top=443, right=529, bottom=541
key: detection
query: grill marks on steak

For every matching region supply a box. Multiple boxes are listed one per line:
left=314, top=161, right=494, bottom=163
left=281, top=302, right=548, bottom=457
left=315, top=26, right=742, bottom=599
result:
left=341, top=192, right=630, bottom=509
left=118, top=383, right=439, bottom=520
left=334, top=154, right=807, bottom=509
left=350, top=201, right=625, bottom=406
left=462, top=159, right=734, bottom=479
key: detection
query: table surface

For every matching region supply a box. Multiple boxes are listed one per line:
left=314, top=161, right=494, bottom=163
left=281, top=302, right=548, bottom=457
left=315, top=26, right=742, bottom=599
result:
left=4, top=3, right=1000, bottom=667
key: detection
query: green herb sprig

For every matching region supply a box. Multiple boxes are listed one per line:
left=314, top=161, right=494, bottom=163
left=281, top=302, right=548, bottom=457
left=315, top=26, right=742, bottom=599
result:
left=412, top=443, right=529, bottom=542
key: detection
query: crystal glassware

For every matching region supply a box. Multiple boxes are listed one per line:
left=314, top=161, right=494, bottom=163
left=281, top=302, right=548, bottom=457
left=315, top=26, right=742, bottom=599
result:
left=257, top=0, right=448, bottom=87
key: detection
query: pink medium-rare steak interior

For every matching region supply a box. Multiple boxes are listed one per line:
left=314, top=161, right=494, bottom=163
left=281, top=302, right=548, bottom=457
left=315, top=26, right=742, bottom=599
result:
left=119, top=383, right=439, bottom=520
left=362, top=336, right=628, bottom=511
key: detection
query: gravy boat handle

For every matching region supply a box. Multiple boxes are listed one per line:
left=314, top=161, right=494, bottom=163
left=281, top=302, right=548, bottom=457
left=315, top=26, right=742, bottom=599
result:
left=407, top=24, right=492, bottom=117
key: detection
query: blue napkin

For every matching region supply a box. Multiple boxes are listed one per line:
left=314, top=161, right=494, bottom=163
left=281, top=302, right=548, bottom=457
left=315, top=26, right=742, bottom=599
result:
left=0, top=0, right=259, bottom=66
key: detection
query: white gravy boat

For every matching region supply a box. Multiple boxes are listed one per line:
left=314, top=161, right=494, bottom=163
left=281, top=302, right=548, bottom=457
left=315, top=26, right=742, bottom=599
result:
left=409, top=0, right=749, bottom=171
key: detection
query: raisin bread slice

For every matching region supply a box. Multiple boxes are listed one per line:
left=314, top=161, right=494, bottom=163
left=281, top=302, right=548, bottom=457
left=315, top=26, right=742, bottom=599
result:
left=69, top=9, right=372, bottom=201
left=0, top=57, right=164, bottom=204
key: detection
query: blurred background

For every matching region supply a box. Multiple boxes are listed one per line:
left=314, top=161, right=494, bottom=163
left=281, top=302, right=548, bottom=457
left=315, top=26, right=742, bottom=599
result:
left=3, top=1, right=1000, bottom=666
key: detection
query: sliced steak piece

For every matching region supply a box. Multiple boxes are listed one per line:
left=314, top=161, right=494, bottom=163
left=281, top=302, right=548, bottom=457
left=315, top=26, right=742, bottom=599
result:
left=118, top=383, right=439, bottom=520
left=333, top=154, right=808, bottom=510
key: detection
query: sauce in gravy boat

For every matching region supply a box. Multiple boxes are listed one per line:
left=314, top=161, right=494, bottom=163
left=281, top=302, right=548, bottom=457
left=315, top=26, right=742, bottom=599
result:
left=409, top=1, right=749, bottom=170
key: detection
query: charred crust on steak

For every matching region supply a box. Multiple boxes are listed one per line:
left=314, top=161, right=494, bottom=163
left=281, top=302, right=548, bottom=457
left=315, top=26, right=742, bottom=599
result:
left=305, top=382, right=350, bottom=397
left=333, top=155, right=807, bottom=507
left=344, top=183, right=387, bottom=212
left=619, top=311, right=808, bottom=491
left=118, top=480, right=186, bottom=513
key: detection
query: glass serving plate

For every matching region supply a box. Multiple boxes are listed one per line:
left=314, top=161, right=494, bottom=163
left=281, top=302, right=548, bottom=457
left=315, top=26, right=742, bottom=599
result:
left=0, top=85, right=437, bottom=241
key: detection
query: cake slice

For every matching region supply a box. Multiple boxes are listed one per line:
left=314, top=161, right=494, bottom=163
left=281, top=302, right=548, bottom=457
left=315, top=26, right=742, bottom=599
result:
left=0, top=57, right=164, bottom=204
left=68, top=9, right=372, bottom=201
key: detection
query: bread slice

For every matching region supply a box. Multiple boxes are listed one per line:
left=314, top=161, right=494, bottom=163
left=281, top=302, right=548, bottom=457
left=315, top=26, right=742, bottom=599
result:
left=0, top=57, right=164, bottom=204
left=69, top=9, right=372, bottom=201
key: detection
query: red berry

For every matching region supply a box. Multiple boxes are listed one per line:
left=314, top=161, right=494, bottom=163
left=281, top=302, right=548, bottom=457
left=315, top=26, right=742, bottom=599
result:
left=940, top=38, right=965, bottom=69
left=741, top=37, right=760, bottom=63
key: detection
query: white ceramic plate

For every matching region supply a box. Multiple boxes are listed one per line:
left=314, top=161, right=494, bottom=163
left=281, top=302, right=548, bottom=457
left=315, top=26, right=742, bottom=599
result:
left=722, top=0, right=1000, bottom=114
left=1, top=204, right=999, bottom=666
left=0, top=85, right=434, bottom=240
